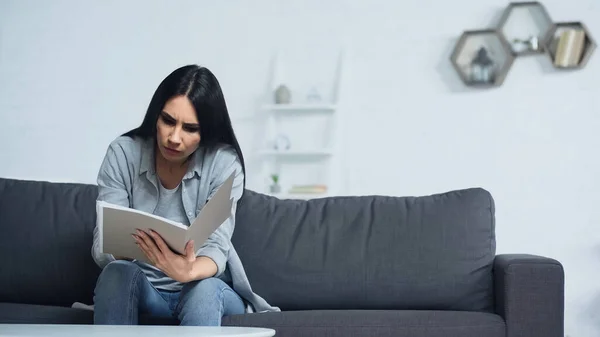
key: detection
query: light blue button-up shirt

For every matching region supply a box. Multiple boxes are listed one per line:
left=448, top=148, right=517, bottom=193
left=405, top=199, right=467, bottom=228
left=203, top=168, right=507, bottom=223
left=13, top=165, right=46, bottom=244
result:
left=92, top=135, right=279, bottom=313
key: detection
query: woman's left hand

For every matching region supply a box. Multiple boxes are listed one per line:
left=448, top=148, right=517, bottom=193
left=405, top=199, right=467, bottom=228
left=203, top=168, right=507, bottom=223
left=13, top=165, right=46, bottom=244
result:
left=133, top=229, right=196, bottom=283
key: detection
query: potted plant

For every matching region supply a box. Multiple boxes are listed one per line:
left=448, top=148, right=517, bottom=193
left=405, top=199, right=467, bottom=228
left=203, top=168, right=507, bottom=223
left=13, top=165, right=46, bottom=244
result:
left=270, top=174, right=281, bottom=193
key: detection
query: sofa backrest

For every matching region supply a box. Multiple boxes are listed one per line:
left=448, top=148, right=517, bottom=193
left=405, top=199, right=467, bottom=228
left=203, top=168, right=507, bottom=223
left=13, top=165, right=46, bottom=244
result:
left=0, top=178, right=101, bottom=307
left=0, top=177, right=496, bottom=313
left=233, top=188, right=496, bottom=312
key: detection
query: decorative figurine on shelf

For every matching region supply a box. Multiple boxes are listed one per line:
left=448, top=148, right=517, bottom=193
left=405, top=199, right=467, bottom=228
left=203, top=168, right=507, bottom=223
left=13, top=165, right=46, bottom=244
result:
left=270, top=174, right=281, bottom=194
left=274, top=84, right=291, bottom=104
left=470, top=47, right=496, bottom=84
left=529, top=36, right=540, bottom=51
left=512, top=36, right=540, bottom=53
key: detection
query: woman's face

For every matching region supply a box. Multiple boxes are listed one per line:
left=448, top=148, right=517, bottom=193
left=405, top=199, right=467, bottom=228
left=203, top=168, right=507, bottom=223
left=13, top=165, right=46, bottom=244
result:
left=155, top=95, right=201, bottom=164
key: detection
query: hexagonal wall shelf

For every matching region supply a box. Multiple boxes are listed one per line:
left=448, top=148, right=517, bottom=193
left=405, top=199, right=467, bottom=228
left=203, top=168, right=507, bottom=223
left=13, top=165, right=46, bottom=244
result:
left=450, top=29, right=515, bottom=88
left=497, top=1, right=553, bottom=56
left=543, top=21, right=596, bottom=70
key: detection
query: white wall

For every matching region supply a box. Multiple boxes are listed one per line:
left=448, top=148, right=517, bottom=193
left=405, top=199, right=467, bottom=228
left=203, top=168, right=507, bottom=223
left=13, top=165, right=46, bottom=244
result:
left=1, top=0, right=599, bottom=335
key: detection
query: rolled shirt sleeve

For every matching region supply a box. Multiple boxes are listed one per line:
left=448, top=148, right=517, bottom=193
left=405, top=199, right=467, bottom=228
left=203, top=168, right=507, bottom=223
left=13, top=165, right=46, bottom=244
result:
left=195, top=148, right=244, bottom=278
left=92, top=142, right=132, bottom=269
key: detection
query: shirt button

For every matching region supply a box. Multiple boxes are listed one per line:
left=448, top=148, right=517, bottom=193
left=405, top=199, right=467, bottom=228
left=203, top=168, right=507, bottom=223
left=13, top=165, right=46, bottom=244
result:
left=188, top=212, right=192, bottom=216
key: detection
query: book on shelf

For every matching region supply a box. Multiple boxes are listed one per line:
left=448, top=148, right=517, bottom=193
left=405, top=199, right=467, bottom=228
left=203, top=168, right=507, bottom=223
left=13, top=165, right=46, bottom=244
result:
left=288, top=184, right=328, bottom=194
left=554, top=28, right=586, bottom=67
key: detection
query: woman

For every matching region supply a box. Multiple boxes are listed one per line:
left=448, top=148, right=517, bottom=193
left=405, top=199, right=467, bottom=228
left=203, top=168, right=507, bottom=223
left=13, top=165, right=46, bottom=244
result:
left=91, top=65, right=279, bottom=325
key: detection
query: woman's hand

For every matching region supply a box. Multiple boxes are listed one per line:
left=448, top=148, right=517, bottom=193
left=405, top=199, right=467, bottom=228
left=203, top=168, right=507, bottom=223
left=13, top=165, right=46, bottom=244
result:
left=133, top=229, right=196, bottom=283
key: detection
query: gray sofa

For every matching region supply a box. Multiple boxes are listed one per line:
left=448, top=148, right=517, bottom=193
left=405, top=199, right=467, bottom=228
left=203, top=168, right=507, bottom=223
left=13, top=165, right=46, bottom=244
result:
left=0, top=177, right=564, bottom=337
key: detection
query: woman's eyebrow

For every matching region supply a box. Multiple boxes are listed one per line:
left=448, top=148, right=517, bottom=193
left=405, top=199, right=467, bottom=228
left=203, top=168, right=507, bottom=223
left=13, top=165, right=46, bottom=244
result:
left=184, top=122, right=200, bottom=128
left=160, top=111, right=176, bottom=121
left=161, top=111, right=199, bottom=127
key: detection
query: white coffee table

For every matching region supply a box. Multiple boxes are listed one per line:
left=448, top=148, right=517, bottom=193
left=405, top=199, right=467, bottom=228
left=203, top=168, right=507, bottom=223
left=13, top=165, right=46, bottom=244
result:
left=0, top=324, right=275, bottom=337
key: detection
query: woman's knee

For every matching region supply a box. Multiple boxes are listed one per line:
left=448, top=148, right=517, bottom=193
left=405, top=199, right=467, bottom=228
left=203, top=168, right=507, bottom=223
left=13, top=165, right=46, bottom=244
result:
left=180, top=277, right=225, bottom=301
left=177, top=278, right=244, bottom=325
left=95, top=260, right=143, bottom=292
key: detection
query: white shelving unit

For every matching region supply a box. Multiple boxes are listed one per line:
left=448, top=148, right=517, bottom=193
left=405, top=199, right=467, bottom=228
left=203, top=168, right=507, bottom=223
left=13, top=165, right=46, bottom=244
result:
left=257, top=50, right=345, bottom=200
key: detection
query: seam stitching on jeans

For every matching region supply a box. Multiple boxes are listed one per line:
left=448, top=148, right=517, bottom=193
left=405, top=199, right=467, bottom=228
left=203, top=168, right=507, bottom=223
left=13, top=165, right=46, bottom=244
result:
left=219, top=286, right=225, bottom=318
left=128, top=267, right=143, bottom=323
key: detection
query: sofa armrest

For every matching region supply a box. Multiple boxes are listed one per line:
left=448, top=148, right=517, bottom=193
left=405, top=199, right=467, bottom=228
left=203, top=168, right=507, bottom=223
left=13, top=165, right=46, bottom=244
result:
left=493, top=254, right=564, bottom=337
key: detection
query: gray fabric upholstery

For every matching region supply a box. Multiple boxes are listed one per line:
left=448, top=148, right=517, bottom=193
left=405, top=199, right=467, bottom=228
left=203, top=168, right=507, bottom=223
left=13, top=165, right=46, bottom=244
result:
left=223, top=310, right=505, bottom=337
left=0, top=303, right=505, bottom=337
left=233, top=189, right=496, bottom=312
left=0, top=177, right=565, bottom=337
left=0, top=302, right=175, bottom=326
left=0, top=303, right=93, bottom=324
left=494, top=254, right=565, bottom=337
left=0, top=178, right=100, bottom=306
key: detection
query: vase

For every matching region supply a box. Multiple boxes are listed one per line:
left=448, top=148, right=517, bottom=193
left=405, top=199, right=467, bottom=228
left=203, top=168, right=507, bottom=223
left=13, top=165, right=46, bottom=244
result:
left=274, top=85, right=291, bottom=104
left=270, top=184, right=281, bottom=194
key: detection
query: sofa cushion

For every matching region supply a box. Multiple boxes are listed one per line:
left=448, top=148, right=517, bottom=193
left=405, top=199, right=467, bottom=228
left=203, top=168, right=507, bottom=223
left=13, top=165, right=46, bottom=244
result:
left=0, top=302, right=177, bottom=325
left=233, top=188, right=496, bottom=312
left=0, top=303, right=94, bottom=324
left=223, top=310, right=505, bottom=337
left=0, top=178, right=101, bottom=307
left=0, top=303, right=505, bottom=337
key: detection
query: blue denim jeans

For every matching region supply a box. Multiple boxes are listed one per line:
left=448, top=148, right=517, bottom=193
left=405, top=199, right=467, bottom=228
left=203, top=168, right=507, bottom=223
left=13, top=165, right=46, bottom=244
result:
left=93, top=260, right=245, bottom=325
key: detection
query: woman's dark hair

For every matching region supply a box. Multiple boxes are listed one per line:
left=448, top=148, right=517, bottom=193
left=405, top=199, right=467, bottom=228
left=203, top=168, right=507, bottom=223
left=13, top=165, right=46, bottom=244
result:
left=123, top=65, right=246, bottom=188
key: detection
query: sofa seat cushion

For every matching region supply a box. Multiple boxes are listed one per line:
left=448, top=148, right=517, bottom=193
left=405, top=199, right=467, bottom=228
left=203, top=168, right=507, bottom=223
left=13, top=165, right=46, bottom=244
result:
left=0, top=303, right=180, bottom=325
left=0, top=303, right=93, bottom=324
left=0, top=303, right=506, bottom=337
left=0, top=303, right=186, bottom=325
left=223, top=309, right=506, bottom=337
